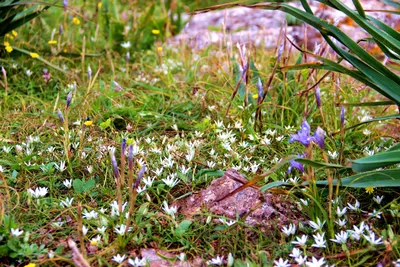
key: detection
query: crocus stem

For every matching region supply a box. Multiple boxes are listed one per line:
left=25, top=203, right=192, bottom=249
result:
left=63, top=108, right=73, bottom=174
left=77, top=203, right=86, bottom=258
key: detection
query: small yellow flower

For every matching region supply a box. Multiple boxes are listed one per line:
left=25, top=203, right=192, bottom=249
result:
left=5, top=33, right=14, bottom=40
left=152, top=29, right=160, bottom=35
left=157, top=46, right=163, bottom=52
left=12, top=30, right=18, bottom=37
left=30, top=52, right=39, bottom=59
left=24, top=263, right=36, bottom=267
left=98, top=2, right=102, bottom=8
left=72, top=17, right=81, bottom=25
left=4, top=41, right=10, bottom=46
left=366, top=186, right=375, bottom=194
left=252, top=94, right=258, bottom=99
left=5, top=46, right=13, bottom=53
left=90, top=239, right=98, bottom=246
left=48, top=40, right=57, bottom=45
left=84, top=120, right=93, bottom=126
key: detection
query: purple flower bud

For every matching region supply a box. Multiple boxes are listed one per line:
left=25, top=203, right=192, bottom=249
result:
left=59, top=24, right=63, bottom=35
left=312, top=127, right=325, bottom=150
left=43, top=69, right=50, bottom=80
left=128, top=144, right=134, bottom=170
left=277, top=43, right=284, bottom=61
left=134, top=165, right=146, bottom=189
left=340, top=106, right=345, bottom=127
left=257, top=77, right=263, bottom=103
left=121, top=138, right=127, bottom=153
left=63, top=0, right=68, bottom=9
left=66, top=91, right=73, bottom=108
left=289, top=120, right=311, bottom=147
left=110, top=151, right=119, bottom=179
left=57, top=109, right=64, bottom=123
left=1, top=66, right=6, bottom=77
left=113, top=80, right=123, bottom=92
left=126, top=52, right=130, bottom=63
left=287, top=155, right=304, bottom=173
left=315, top=86, right=321, bottom=108
left=88, top=66, right=92, bottom=79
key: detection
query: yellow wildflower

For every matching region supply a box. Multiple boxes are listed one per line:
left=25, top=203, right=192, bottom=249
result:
left=366, top=186, right=375, bottom=194
left=5, top=33, right=13, bottom=40
left=5, top=45, right=13, bottom=53
left=48, top=40, right=57, bottom=45
left=90, top=239, right=98, bottom=246
left=152, top=29, right=160, bottom=35
left=30, top=53, right=39, bottom=58
left=24, top=263, right=36, bottom=267
left=252, top=94, right=258, bottom=99
left=72, top=17, right=81, bottom=25
left=157, top=46, right=163, bottom=52
left=4, top=41, right=10, bottom=46
left=98, top=2, right=102, bottom=8
left=84, top=120, right=93, bottom=127
left=12, top=30, right=18, bottom=37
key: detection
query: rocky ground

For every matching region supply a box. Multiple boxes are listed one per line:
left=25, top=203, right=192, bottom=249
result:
left=169, top=0, right=399, bottom=51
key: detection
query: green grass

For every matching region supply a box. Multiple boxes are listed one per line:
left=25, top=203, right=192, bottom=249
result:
left=1, top=1, right=400, bottom=266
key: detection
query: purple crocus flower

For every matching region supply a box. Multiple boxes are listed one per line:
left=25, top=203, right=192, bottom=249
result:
left=113, top=81, right=123, bottom=92
left=63, top=0, right=68, bottom=10
left=289, top=120, right=311, bottom=147
left=287, top=154, right=304, bottom=173
left=277, top=43, right=284, bottom=61
left=134, top=165, right=146, bottom=189
left=312, top=127, right=325, bottom=150
left=57, top=109, right=64, bottom=123
left=110, top=151, right=119, bottom=179
left=43, top=69, right=50, bottom=81
left=315, top=86, right=321, bottom=108
left=128, top=144, right=134, bottom=170
left=66, top=91, right=73, bottom=108
left=88, top=66, right=92, bottom=79
left=340, top=105, right=345, bottom=127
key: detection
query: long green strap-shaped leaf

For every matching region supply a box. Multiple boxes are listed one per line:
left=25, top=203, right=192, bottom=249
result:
left=316, top=169, right=400, bottom=188
left=352, top=150, right=400, bottom=172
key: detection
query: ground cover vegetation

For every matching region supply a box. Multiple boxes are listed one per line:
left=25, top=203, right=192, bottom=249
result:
left=1, top=0, right=400, bottom=266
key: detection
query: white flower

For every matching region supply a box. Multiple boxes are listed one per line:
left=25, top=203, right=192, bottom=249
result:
left=90, top=235, right=101, bottom=246
left=112, top=254, right=126, bottom=263
left=153, top=167, right=163, bottom=176
left=162, top=201, right=177, bottom=219
left=62, top=179, right=72, bottom=188
left=82, top=225, right=88, bottom=236
left=289, top=247, right=301, bottom=258
left=336, top=206, right=347, bottom=217
left=110, top=200, right=128, bottom=217
left=136, top=185, right=146, bottom=194
left=60, top=197, right=74, bottom=207
left=2, top=146, right=12, bottom=153
left=373, top=195, right=384, bottom=205
left=10, top=228, right=24, bottom=237
left=143, top=176, right=155, bottom=187
left=292, top=235, right=308, bottom=247
left=120, top=41, right=131, bottom=49
left=0, top=165, right=4, bottom=173
left=26, top=69, right=33, bottom=76
left=327, top=150, right=339, bottom=159
left=295, top=255, right=308, bottom=265
left=363, top=129, right=371, bottom=135
left=309, top=218, right=325, bottom=232
left=114, top=224, right=132, bottom=235
left=312, top=232, right=326, bottom=248
left=330, top=230, right=348, bottom=244
left=208, top=255, right=224, bottom=265
left=273, top=258, right=290, bottom=267
left=348, top=221, right=368, bottom=241
left=162, top=175, right=179, bottom=188
left=27, top=187, right=48, bottom=198
left=97, top=226, right=107, bottom=234
left=364, top=232, right=383, bottom=245
left=83, top=210, right=98, bottom=220
left=281, top=223, right=296, bottom=236
left=306, top=256, right=325, bottom=267
left=54, top=160, right=66, bottom=172
left=335, top=218, right=347, bottom=228
left=128, top=257, right=146, bottom=266
left=347, top=200, right=360, bottom=211
left=367, top=209, right=382, bottom=219
left=86, top=165, right=93, bottom=174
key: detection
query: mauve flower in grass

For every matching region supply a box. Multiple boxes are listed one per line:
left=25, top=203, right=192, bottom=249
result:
left=257, top=77, right=263, bottom=103
left=312, top=127, right=325, bottom=150
left=288, top=154, right=304, bottom=173
left=134, top=165, right=146, bottom=189
left=128, top=145, right=134, bottom=170
left=340, top=105, right=345, bottom=127
left=59, top=24, right=63, bottom=35
left=57, top=109, right=64, bottom=123
left=110, top=151, right=119, bottom=179
left=43, top=69, right=50, bottom=81
left=289, top=120, right=311, bottom=147
left=66, top=91, right=73, bottom=108
left=315, top=86, right=321, bottom=108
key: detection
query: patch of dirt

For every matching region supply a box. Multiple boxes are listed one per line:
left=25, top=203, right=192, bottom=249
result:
left=175, top=168, right=302, bottom=231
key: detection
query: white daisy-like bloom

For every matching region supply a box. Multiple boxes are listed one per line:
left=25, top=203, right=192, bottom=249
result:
left=281, top=223, right=296, bottom=236
left=128, top=257, right=147, bottom=266
left=292, top=235, right=308, bottom=247
left=114, top=224, right=132, bottom=236
left=10, top=228, right=24, bottom=237
left=120, top=41, right=131, bottom=49
left=208, top=255, right=224, bottom=266
left=305, top=256, right=325, bottom=267
left=112, top=254, right=126, bottom=263
left=330, top=230, right=348, bottom=244
left=273, top=258, right=290, bottom=267
left=162, top=201, right=178, bottom=219
left=60, top=197, right=74, bottom=208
